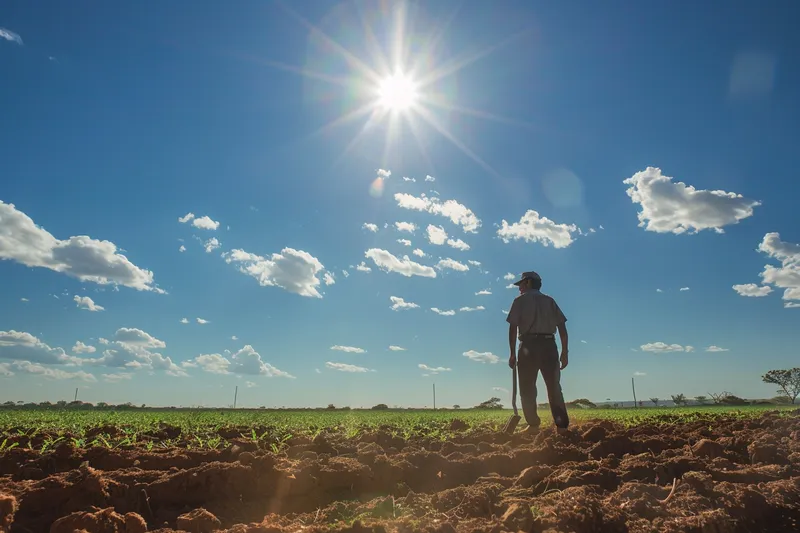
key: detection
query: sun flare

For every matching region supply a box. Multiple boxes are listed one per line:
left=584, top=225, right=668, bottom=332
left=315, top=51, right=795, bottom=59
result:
left=377, top=72, right=418, bottom=112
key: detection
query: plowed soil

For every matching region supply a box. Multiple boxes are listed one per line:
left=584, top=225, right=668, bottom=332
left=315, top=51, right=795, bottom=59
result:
left=1, top=410, right=799, bottom=533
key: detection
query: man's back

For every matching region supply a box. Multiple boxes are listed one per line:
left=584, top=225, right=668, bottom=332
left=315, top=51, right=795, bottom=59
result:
left=506, top=289, right=567, bottom=336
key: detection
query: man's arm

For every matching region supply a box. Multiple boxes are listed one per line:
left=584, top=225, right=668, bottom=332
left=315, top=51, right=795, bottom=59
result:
left=557, top=322, right=568, bottom=369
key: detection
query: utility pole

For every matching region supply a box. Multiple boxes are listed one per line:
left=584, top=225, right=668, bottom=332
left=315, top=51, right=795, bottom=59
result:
left=233, top=386, right=238, bottom=409
left=74, top=388, right=78, bottom=402
left=631, top=377, right=637, bottom=408
left=433, top=383, right=436, bottom=410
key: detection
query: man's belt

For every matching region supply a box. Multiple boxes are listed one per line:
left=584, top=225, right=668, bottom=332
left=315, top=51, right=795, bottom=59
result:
left=521, top=333, right=554, bottom=339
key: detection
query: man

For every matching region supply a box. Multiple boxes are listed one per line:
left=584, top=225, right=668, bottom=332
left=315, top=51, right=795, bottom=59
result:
left=506, top=271, right=570, bottom=432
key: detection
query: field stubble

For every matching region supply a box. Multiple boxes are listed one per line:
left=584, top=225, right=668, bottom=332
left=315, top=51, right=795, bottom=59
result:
left=0, top=406, right=798, bottom=532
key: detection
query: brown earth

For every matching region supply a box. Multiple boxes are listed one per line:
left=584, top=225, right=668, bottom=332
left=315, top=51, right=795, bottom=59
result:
left=1, top=411, right=799, bottom=532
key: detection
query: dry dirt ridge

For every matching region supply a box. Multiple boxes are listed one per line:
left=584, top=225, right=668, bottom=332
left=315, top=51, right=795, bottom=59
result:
left=1, top=411, right=799, bottom=533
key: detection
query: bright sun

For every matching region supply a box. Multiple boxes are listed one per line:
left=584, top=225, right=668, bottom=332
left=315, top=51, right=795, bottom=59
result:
left=377, top=72, right=418, bottom=112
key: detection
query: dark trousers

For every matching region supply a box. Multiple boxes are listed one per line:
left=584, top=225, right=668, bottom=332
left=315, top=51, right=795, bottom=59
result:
left=517, top=336, right=569, bottom=429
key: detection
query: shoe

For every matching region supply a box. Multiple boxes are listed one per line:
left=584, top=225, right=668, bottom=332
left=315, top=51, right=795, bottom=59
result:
left=524, top=425, right=540, bottom=434
left=556, top=426, right=569, bottom=435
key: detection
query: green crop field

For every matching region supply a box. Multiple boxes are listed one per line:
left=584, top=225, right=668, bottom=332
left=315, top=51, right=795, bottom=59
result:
left=0, top=404, right=794, bottom=453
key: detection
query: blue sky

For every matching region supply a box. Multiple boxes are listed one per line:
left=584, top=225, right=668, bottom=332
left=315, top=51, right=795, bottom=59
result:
left=2, top=0, right=799, bottom=408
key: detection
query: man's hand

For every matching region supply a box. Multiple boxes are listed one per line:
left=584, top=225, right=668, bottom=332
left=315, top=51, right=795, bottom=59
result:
left=508, top=353, right=516, bottom=369
left=560, top=350, right=569, bottom=370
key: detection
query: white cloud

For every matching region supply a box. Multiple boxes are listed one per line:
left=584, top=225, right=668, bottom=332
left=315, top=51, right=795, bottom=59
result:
left=180, top=318, right=189, bottom=324
left=0, top=28, right=23, bottom=45
left=426, top=224, right=448, bottom=245
left=102, top=372, right=133, bottom=383
left=732, top=283, right=772, bottom=297
left=204, top=238, right=221, bottom=253
left=326, top=362, right=372, bottom=373
left=20, top=297, right=29, bottom=302
left=223, top=247, right=325, bottom=298
left=679, top=287, right=690, bottom=292
left=394, top=193, right=481, bottom=233
left=0, top=201, right=162, bottom=293
left=377, top=169, right=391, bottom=178
left=459, top=306, right=485, bottom=312
left=330, top=345, right=366, bottom=353
left=113, top=328, right=166, bottom=349
left=497, top=210, right=578, bottom=248
left=431, top=308, right=455, bottom=316
left=397, top=239, right=412, bottom=246
left=179, top=245, right=186, bottom=252
left=11, top=361, right=96, bottom=382
left=187, top=345, right=293, bottom=378
left=195, top=216, right=220, bottom=230
left=196, top=318, right=209, bottom=324
left=395, top=222, right=417, bottom=233
left=656, top=288, right=663, bottom=293
left=73, top=295, right=104, bottom=312
left=403, top=177, right=416, bottom=182
left=463, top=350, right=499, bottom=363
left=418, top=363, right=450, bottom=373
left=231, top=335, right=238, bottom=340
left=493, top=386, right=509, bottom=393
left=323, top=272, right=336, bottom=286
left=754, top=232, right=800, bottom=305
left=633, top=371, right=646, bottom=377
left=705, top=346, right=729, bottom=352
left=364, top=249, right=436, bottom=278
left=436, top=258, right=469, bottom=272
left=580, top=340, right=588, bottom=344
left=447, top=238, right=470, bottom=251
left=468, top=260, right=481, bottom=266
left=504, top=273, right=516, bottom=280
left=245, top=380, right=257, bottom=388
left=425, top=175, right=435, bottom=182
left=476, top=289, right=491, bottom=295
left=315, top=368, right=321, bottom=373
left=639, top=342, right=693, bottom=353
left=72, top=341, right=96, bottom=354
left=390, top=296, right=419, bottom=311
left=623, top=167, right=760, bottom=234
left=342, top=269, right=350, bottom=277
left=412, top=248, right=426, bottom=257
left=0, top=331, right=82, bottom=365
left=355, top=261, right=372, bottom=273
left=362, top=223, right=378, bottom=232
left=178, top=213, right=195, bottom=223
left=388, top=346, right=406, bottom=351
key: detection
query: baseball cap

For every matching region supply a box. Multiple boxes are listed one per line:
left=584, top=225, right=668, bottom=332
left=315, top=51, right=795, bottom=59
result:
left=512, top=271, right=541, bottom=286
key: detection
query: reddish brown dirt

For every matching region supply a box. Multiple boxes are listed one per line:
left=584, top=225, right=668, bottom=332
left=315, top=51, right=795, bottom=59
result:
left=1, top=411, right=799, bottom=533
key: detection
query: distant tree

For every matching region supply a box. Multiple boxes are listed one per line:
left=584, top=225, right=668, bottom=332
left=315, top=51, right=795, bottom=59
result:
left=476, top=397, right=503, bottom=409
left=326, top=404, right=336, bottom=410
left=452, top=405, right=460, bottom=409
left=694, top=396, right=708, bottom=405
left=567, top=398, right=597, bottom=409
left=371, top=403, right=389, bottom=410
left=719, top=394, right=748, bottom=406
left=650, top=397, right=659, bottom=407
left=708, top=391, right=729, bottom=404
left=771, top=396, right=793, bottom=404
left=671, top=393, right=687, bottom=406
left=762, top=368, right=800, bottom=404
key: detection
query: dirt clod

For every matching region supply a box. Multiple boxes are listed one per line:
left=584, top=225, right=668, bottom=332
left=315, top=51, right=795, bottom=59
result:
left=177, top=508, right=222, bottom=532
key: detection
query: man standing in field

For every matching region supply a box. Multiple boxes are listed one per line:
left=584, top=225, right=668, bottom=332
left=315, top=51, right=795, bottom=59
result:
left=506, top=271, right=570, bottom=432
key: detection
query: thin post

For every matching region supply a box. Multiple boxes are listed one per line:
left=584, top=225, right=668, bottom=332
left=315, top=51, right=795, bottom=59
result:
left=433, top=383, right=436, bottom=410
left=631, top=377, right=637, bottom=408
left=233, top=386, right=238, bottom=409
left=74, top=388, right=78, bottom=402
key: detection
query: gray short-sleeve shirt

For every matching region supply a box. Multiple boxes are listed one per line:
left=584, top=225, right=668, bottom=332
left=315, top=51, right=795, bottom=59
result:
left=506, top=289, right=567, bottom=337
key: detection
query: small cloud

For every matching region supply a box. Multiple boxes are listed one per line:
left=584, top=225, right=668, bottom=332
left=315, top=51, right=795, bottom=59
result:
left=640, top=342, right=692, bottom=353
left=732, top=283, right=772, bottom=297
left=504, top=273, right=516, bottom=280
left=412, top=248, right=425, bottom=257
left=341, top=269, right=350, bottom=278
left=377, top=169, right=391, bottom=178
left=705, top=345, right=729, bottom=352
left=463, top=350, right=499, bottom=363
left=656, top=288, right=663, bottom=293
left=447, top=238, right=470, bottom=251
left=180, top=318, right=189, bottom=324
left=431, top=307, right=455, bottom=316
left=493, top=386, right=509, bottom=393
left=402, top=176, right=416, bottom=182
left=179, top=245, right=187, bottom=252
left=20, top=298, right=29, bottom=302
left=315, top=368, right=321, bottom=374
left=388, top=345, right=406, bottom=351
left=425, top=175, right=435, bottom=182
left=72, top=341, right=96, bottom=354
left=74, top=295, right=104, bottom=312
left=390, top=296, right=419, bottom=311
left=0, top=28, right=23, bottom=45
left=196, top=318, right=210, bottom=324
left=204, top=238, right=220, bottom=253
left=355, top=262, right=372, bottom=273
left=476, top=289, right=492, bottom=295
left=326, top=361, right=372, bottom=373
left=459, top=306, right=485, bottom=312
left=330, top=345, right=366, bottom=353
left=580, top=340, right=587, bottom=344
left=231, top=335, right=238, bottom=341
left=633, top=371, right=646, bottom=377
left=679, top=287, right=690, bottom=292
left=468, top=260, right=481, bottom=266
left=323, top=272, right=336, bottom=286
left=418, top=363, right=450, bottom=373
left=397, top=239, right=412, bottom=246
left=362, top=223, right=378, bottom=232
left=426, top=224, right=448, bottom=245
left=395, top=222, right=417, bottom=233
left=245, top=381, right=257, bottom=388
left=102, top=372, right=133, bottom=383
left=436, top=258, right=469, bottom=272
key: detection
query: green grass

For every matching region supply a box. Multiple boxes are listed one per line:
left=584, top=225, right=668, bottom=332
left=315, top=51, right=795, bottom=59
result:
left=0, top=404, right=792, bottom=443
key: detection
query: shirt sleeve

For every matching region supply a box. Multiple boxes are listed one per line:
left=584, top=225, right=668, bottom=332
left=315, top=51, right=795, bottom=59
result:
left=552, top=299, right=567, bottom=325
left=506, top=296, right=521, bottom=326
